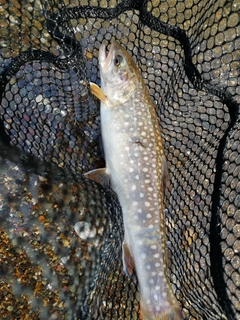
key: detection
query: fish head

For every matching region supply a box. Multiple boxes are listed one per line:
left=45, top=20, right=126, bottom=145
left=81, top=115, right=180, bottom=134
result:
left=98, top=41, right=140, bottom=106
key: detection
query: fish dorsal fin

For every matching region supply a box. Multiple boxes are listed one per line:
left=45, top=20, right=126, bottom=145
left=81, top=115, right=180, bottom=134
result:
left=84, top=168, right=111, bottom=188
left=89, top=82, right=109, bottom=107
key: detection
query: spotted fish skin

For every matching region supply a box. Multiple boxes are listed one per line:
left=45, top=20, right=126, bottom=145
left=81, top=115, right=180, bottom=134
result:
left=89, top=41, right=182, bottom=319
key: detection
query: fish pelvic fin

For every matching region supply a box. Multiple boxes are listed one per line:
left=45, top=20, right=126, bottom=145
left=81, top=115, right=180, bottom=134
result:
left=122, top=240, right=134, bottom=277
left=89, top=82, right=109, bottom=107
left=84, top=168, right=111, bottom=188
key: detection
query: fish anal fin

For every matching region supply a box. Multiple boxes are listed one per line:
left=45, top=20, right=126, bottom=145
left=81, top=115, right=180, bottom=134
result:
left=122, top=240, right=134, bottom=277
left=89, top=82, right=108, bottom=106
left=84, top=168, right=110, bottom=188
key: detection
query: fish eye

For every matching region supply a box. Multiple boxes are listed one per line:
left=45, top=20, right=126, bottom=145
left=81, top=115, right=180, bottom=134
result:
left=114, top=55, right=123, bottom=67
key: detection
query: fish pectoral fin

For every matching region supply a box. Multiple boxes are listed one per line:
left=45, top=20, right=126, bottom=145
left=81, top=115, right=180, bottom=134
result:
left=89, top=82, right=108, bottom=105
left=122, top=241, right=134, bottom=277
left=84, top=168, right=111, bottom=188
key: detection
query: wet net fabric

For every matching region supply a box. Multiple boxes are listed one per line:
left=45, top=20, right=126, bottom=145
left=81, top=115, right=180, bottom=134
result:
left=0, top=0, right=239, bottom=319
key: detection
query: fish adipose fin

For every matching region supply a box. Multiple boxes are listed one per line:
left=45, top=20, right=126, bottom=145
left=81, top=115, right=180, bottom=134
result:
left=122, top=240, right=134, bottom=277
left=84, top=168, right=111, bottom=188
left=89, top=82, right=109, bottom=106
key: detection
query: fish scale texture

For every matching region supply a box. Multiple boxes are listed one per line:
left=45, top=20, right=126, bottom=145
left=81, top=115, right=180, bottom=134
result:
left=0, top=0, right=239, bottom=319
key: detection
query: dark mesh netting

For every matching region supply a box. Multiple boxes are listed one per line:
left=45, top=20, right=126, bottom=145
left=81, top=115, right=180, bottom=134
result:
left=0, top=0, right=239, bottom=319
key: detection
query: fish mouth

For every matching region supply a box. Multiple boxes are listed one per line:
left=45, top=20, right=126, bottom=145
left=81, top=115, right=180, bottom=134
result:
left=99, top=42, right=115, bottom=71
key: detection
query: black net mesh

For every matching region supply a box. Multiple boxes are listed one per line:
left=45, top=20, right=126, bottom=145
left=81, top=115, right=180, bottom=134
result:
left=0, top=0, right=239, bottom=319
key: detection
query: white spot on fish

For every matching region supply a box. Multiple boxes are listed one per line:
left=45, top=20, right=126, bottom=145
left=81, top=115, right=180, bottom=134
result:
left=149, top=279, right=154, bottom=284
left=146, top=265, right=151, bottom=270
left=162, top=292, right=167, bottom=298
left=154, top=294, right=159, bottom=301
left=140, top=193, right=144, bottom=198
left=138, top=208, right=142, bottom=213
left=148, top=187, right=153, bottom=192
left=151, top=244, right=157, bottom=250
left=155, top=286, right=160, bottom=291
left=163, top=300, right=170, bottom=307
left=141, top=253, right=147, bottom=259
left=155, top=262, right=160, bottom=268
left=146, top=213, right=152, bottom=218
left=143, top=168, right=148, bottom=172
left=133, top=201, right=138, bottom=206
left=129, top=167, right=134, bottom=172
left=154, top=253, right=160, bottom=258
left=135, top=175, right=139, bottom=180
left=145, top=201, right=150, bottom=207
left=145, top=179, right=150, bottom=183
left=131, top=185, right=136, bottom=191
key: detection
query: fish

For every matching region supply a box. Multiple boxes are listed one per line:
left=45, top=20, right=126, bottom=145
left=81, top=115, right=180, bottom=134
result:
left=87, top=41, right=183, bottom=320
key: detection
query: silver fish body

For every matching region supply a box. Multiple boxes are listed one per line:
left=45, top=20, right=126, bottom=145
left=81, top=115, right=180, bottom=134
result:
left=88, top=41, right=182, bottom=320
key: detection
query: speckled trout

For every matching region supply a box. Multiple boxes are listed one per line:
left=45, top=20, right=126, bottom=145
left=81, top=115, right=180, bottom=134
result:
left=87, top=41, right=182, bottom=319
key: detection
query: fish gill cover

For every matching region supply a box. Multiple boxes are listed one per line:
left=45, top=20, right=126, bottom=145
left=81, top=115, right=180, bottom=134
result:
left=0, top=0, right=239, bottom=319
